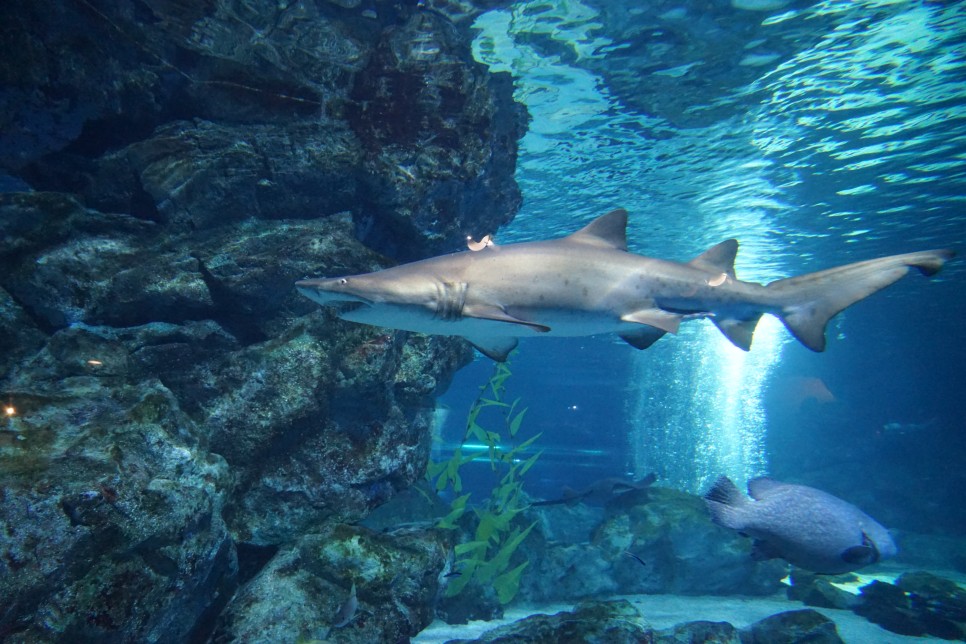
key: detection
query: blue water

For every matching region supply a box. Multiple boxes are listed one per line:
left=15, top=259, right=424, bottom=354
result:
left=435, top=0, right=966, bottom=535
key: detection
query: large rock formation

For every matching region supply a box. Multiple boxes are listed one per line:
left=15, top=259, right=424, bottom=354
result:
left=0, top=0, right=522, bottom=640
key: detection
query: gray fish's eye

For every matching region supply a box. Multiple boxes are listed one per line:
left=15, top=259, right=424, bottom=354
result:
left=339, top=278, right=348, bottom=285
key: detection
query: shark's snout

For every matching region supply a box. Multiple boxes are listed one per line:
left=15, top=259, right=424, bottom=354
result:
left=296, top=278, right=372, bottom=308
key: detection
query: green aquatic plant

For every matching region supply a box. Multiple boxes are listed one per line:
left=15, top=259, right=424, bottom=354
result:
left=426, top=358, right=542, bottom=604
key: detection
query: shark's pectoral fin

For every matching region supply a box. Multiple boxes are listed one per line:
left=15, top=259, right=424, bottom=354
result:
left=463, top=304, right=551, bottom=333
left=712, top=315, right=762, bottom=351
left=619, top=328, right=666, bottom=350
left=621, top=309, right=682, bottom=333
left=466, top=336, right=519, bottom=362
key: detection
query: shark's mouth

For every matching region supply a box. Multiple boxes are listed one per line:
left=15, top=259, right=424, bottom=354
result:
left=334, top=301, right=369, bottom=314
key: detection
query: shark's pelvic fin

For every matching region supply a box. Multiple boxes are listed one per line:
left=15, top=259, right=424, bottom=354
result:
left=563, top=209, right=629, bottom=251
left=689, top=239, right=739, bottom=279
left=619, top=328, right=667, bottom=350
left=621, top=308, right=682, bottom=333
left=467, top=336, right=519, bottom=362
left=768, top=249, right=956, bottom=351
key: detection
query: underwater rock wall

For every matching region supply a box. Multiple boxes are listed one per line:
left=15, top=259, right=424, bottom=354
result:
left=0, top=1, right=521, bottom=641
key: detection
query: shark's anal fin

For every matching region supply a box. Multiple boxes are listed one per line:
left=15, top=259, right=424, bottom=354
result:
left=713, top=315, right=763, bottom=351
left=463, top=304, right=551, bottom=333
left=467, top=337, right=518, bottom=362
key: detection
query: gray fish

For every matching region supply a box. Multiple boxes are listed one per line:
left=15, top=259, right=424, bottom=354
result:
left=704, top=476, right=897, bottom=574
left=332, top=581, right=357, bottom=628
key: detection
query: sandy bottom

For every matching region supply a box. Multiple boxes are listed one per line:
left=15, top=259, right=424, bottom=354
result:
left=414, top=569, right=965, bottom=644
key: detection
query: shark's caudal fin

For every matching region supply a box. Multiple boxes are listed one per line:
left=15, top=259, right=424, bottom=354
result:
left=768, top=249, right=955, bottom=351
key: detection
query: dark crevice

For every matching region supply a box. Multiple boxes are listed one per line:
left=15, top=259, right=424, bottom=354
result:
left=0, top=283, right=57, bottom=336
left=193, top=256, right=268, bottom=346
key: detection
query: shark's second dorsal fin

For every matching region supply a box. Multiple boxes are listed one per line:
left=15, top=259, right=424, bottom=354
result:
left=563, top=209, right=629, bottom=251
left=690, top=239, right=738, bottom=278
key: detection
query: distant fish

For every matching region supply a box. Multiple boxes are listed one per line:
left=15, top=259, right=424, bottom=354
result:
left=531, top=473, right=657, bottom=507
left=332, top=581, right=358, bottom=628
left=623, top=550, right=647, bottom=567
left=704, top=476, right=897, bottom=574
left=442, top=571, right=462, bottom=578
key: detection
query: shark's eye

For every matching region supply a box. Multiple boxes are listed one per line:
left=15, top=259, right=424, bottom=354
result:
left=339, top=278, right=348, bottom=285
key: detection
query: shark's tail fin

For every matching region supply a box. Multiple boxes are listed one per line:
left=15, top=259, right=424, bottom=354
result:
left=767, top=249, right=955, bottom=351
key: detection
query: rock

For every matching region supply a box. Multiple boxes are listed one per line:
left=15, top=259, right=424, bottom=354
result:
left=853, top=579, right=924, bottom=636
left=0, top=374, right=235, bottom=642
left=436, top=580, right=505, bottom=625
left=656, top=620, right=741, bottom=643
left=739, top=609, right=844, bottom=644
left=450, top=599, right=650, bottom=643
left=211, top=524, right=450, bottom=643
left=594, top=487, right=785, bottom=597
left=786, top=570, right=859, bottom=610
left=3, top=1, right=524, bottom=262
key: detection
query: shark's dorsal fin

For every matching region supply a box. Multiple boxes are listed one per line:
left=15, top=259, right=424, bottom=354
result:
left=563, top=209, right=629, bottom=251
left=690, top=240, right=738, bottom=278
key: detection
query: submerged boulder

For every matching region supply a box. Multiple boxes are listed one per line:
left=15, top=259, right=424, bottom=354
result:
left=853, top=572, right=966, bottom=639
left=739, top=609, right=844, bottom=644
left=519, top=486, right=784, bottom=602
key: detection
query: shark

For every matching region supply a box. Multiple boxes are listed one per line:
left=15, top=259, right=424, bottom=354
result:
left=530, top=473, right=657, bottom=507
left=296, top=209, right=954, bottom=361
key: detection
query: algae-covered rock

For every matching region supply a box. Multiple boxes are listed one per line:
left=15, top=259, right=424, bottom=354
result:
left=211, top=523, right=450, bottom=643
left=451, top=599, right=650, bottom=644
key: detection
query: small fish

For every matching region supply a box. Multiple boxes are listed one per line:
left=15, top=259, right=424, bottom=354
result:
left=442, top=571, right=462, bottom=578
left=623, top=550, right=647, bottom=567
left=704, top=476, right=897, bottom=574
left=332, top=581, right=357, bottom=628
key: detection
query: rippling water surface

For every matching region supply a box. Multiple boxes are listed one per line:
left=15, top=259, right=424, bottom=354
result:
left=439, top=0, right=965, bottom=494
left=473, top=0, right=965, bottom=282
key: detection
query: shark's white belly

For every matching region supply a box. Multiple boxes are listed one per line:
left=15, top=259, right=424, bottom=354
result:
left=341, top=302, right=646, bottom=338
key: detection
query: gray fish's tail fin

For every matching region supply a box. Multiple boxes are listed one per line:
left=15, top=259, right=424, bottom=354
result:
left=767, top=249, right=955, bottom=352
left=703, top=475, right=749, bottom=531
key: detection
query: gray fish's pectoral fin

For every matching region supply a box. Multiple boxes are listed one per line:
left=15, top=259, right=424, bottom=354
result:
left=842, top=531, right=880, bottom=565
left=621, top=309, right=682, bottom=333
left=713, top=315, right=762, bottom=351
left=467, top=336, right=519, bottom=362
left=841, top=544, right=876, bottom=565
left=463, top=304, right=551, bottom=333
